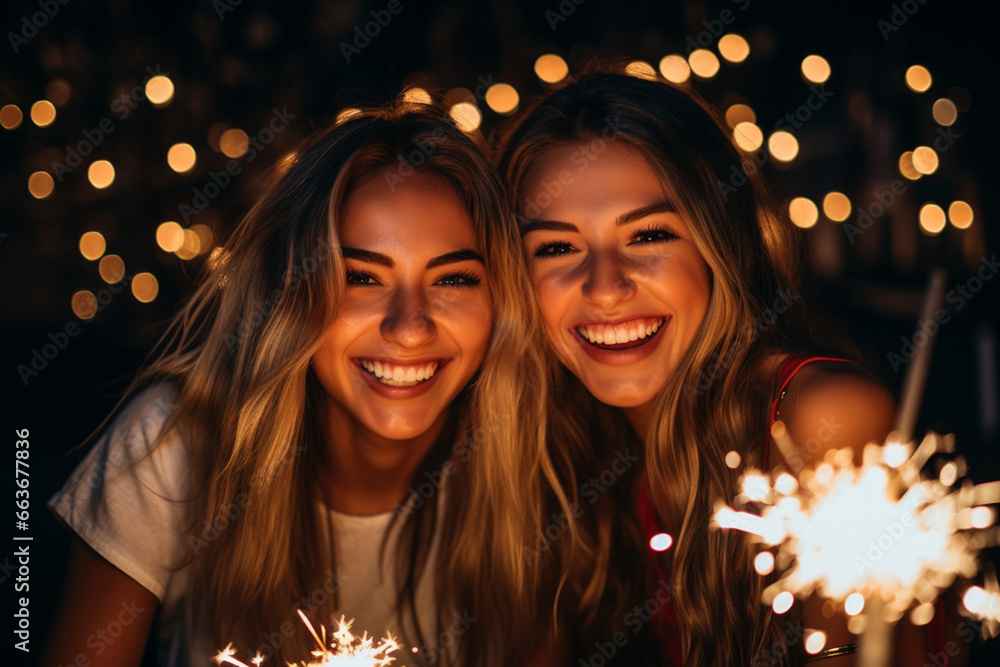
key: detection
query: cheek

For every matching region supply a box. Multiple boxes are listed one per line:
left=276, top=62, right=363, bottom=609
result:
left=529, top=267, right=573, bottom=330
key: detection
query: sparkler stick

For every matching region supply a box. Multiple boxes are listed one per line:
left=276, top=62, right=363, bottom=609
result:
left=861, top=269, right=945, bottom=667
left=893, top=268, right=947, bottom=444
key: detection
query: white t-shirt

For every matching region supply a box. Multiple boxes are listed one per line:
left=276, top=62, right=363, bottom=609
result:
left=48, top=384, right=445, bottom=667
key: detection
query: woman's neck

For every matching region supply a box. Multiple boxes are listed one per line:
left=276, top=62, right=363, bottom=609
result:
left=320, top=399, right=449, bottom=516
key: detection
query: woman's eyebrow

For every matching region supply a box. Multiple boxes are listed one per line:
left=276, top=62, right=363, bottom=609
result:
left=425, top=249, right=484, bottom=268
left=342, top=247, right=484, bottom=269
left=615, top=201, right=677, bottom=226
left=519, top=219, right=579, bottom=236
left=342, top=247, right=393, bottom=267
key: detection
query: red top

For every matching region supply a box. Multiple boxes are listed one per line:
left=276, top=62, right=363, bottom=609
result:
left=636, top=353, right=947, bottom=664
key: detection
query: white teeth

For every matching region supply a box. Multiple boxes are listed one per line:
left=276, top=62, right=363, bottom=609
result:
left=359, top=360, right=440, bottom=386
left=576, top=318, right=665, bottom=347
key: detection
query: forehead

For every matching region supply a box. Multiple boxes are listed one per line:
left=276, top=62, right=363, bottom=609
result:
left=520, top=141, right=670, bottom=221
left=340, top=170, right=478, bottom=252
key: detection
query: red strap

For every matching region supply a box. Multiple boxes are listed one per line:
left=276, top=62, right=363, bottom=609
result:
left=764, top=355, right=859, bottom=469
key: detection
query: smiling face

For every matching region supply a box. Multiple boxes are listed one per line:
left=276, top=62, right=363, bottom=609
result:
left=520, top=141, right=712, bottom=416
left=311, top=170, right=492, bottom=442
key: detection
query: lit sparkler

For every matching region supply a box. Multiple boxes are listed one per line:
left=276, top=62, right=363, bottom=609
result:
left=215, top=610, right=399, bottom=667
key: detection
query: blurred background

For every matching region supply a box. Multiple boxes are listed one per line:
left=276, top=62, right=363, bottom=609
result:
left=1, top=0, right=997, bottom=664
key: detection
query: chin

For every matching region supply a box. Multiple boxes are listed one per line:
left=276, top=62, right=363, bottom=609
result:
left=585, top=382, right=658, bottom=409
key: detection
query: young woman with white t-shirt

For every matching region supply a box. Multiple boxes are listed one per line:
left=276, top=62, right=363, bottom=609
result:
left=43, top=103, right=571, bottom=667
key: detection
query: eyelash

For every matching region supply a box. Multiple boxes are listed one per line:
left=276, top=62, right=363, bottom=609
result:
left=531, top=225, right=678, bottom=258
left=345, top=270, right=482, bottom=288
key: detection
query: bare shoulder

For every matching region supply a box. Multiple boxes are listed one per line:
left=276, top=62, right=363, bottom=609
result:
left=774, top=360, right=897, bottom=467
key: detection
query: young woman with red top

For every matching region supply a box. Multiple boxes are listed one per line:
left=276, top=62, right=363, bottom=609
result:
left=499, top=70, right=964, bottom=666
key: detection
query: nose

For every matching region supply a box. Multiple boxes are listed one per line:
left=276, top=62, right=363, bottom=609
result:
left=380, top=285, right=436, bottom=349
left=581, top=249, right=637, bottom=311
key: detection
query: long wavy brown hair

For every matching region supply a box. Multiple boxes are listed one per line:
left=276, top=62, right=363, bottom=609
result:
left=114, top=101, right=570, bottom=665
left=498, top=68, right=858, bottom=666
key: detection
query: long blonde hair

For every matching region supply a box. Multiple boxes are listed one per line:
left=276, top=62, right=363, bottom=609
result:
left=121, top=102, right=567, bottom=665
left=499, top=69, right=853, bottom=666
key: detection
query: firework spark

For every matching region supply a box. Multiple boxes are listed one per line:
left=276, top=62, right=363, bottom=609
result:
left=714, top=428, right=997, bottom=627
left=215, top=610, right=399, bottom=667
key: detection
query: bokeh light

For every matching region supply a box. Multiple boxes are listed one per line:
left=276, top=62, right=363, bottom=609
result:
left=649, top=532, right=673, bottom=551
left=1, top=104, right=23, bottom=130
left=919, top=203, right=947, bottom=235
left=948, top=201, right=974, bottom=229
left=822, top=192, right=851, bottom=222
left=844, top=592, right=865, bottom=616
left=625, top=60, right=657, bottom=80
left=772, top=591, right=795, bottom=614
left=733, top=121, right=764, bottom=152
left=754, top=551, right=775, bottom=575
left=402, top=87, right=432, bottom=104
left=767, top=131, right=799, bottom=162
left=46, top=79, right=71, bottom=106
left=30, top=100, right=56, bottom=127
left=534, top=54, right=569, bottom=84
left=725, top=103, right=756, bottom=128
left=804, top=631, right=827, bottom=655
left=28, top=171, right=55, bottom=199
left=932, top=98, right=958, bottom=126
left=167, top=143, right=197, bottom=173
left=718, top=34, right=750, bottom=63
left=659, top=54, right=691, bottom=83
left=191, top=223, right=214, bottom=251
left=789, top=197, right=819, bottom=228
left=88, top=160, right=115, bottom=189
left=898, top=151, right=921, bottom=180
left=220, top=129, right=249, bottom=158
left=175, top=229, right=202, bottom=260
left=449, top=102, right=481, bottom=132
left=905, top=65, right=932, bottom=92
left=79, top=231, right=106, bottom=261
left=801, top=55, right=831, bottom=84
left=145, top=75, right=175, bottom=107
left=485, top=83, right=519, bottom=114
left=132, top=272, right=159, bottom=302
left=98, top=255, right=125, bottom=283
left=688, top=49, right=720, bottom=79
left=156, top=221, right=185, bottom=252
left=71, top=291, right=98, bottom=320
left=725, top=450, right=741, bottom=469
left=912, top=146, right=939, bottom=175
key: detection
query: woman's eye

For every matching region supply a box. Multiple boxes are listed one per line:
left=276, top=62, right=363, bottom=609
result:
left=532, top=241, right=576, bottom=258
left=346, top=271, right=380, bottom=286
left=629, top=227, right=677, bottom=245
left=436, top=271, right=481, bottom=287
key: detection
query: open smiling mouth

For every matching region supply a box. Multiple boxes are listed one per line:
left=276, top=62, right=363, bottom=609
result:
left=357, top=359, right=442, bottom=387
left=573, top=317, right=667, bottom=350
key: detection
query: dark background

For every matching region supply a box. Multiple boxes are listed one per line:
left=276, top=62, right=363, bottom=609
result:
left=1, top=0, right=998, bottom=665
